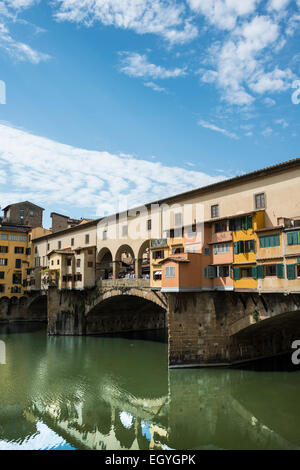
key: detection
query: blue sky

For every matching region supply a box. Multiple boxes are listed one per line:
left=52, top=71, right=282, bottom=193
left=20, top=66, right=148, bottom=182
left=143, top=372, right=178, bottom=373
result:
left=0, top=0, right=299, bottom=227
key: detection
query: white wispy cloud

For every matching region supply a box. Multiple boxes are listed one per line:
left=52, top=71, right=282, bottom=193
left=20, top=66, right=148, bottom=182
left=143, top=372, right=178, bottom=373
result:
left=199, top=14, right=294, bottom=105
left=275, top=118, right=289, bottom=128
left=144, top=81, right=167, bottom=93
left=0, top=124, right=224, bottom=217
left=52, top=0, right=198, bottom=44
left=120, top=52, right=187, bottom=79
left=198, top=119, right=239, bottom=139
left=267, top=0, right=290, bottom=12
left=187, top=0, right=260, bottom=30
left=261, top=126, right=273, bottom=136
left=0, top=0, right=50, bottom=63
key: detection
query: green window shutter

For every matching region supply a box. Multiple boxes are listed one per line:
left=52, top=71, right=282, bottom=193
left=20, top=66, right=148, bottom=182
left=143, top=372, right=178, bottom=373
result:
left=274, top=234, right=280, bottom=247
left=248, top=216, right=253, bottom=230
left=204, top=267, right=208, bottom=279
left=234, top=242, right=239, bottom=254
left=276, top=264, right=284, bottom=279
left=239, top=240, right=245, bottom=253
left=287, top=232, right=299, bottom=246
left=233, top=267, right=240, bottom=280
left=287, top=264, right=296, bottom=280
left=252, top=266, right=257, bottom=279
left=257, top=265, right=264, bottom=279
left=242, top=217, right=247, bottom=230
left=259, top=236, right=265, bottom=248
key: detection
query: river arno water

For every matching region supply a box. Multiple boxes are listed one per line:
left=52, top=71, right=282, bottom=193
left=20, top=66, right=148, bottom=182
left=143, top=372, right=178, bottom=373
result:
left=0, top=323, right=300, bottom=451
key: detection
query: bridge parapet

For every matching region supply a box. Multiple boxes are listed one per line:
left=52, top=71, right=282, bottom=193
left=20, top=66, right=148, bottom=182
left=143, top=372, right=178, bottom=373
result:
left=97, top=279, right=151, bottom=289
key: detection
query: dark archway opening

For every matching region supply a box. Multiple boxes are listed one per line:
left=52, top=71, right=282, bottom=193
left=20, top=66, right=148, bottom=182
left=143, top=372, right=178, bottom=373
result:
left=27, top=295, right=47, bottom=322
left=86, top=295, right=167, bottom=338
left=97, top=248, right=113, bottom=280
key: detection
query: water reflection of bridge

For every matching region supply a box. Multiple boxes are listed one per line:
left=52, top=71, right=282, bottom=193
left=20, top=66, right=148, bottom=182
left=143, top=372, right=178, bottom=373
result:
left=10, top=371, right=300, bottom=451
left=1, top=326, right=300, bottom=450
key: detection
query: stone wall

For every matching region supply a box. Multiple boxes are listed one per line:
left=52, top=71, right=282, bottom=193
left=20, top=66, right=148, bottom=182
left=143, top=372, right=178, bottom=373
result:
left=0, top=294, right=47, bottom=323
left=167, top=291, right=300, bottom=367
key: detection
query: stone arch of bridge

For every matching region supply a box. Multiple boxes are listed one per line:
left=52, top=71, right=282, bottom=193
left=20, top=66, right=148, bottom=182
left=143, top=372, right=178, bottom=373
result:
left=85, top=288, right=167, bottom=335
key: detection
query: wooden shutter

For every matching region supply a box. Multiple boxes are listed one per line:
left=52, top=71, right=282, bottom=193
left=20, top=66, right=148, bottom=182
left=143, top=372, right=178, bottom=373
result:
left=252, top=266, right=257, bottom=279
left=276, top=264, right=284, bottom=279
left=287, top=264, right=296, bottom=280
left=233, top=267, right=240, bottom=280
left=257, top=265, right=264, bottom=279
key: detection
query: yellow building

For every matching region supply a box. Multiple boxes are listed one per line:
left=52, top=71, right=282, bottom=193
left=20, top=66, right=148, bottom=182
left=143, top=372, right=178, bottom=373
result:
left=0, top=226, right=32, bottom=298
left=41, top=246, right=96, bottom=291
left=232, top=210, right=265, bottom=291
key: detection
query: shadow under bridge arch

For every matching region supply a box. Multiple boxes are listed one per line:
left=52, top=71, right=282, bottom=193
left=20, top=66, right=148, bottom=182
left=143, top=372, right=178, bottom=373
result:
left=85, top=290, right=167, bottom=336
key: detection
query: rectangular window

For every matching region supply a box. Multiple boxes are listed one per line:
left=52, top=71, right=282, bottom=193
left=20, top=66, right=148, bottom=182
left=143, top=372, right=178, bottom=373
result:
left=211, top=204, right=219, bottom=219
left=19, top=209, right=24, bottom=219
left=12, top=273, right=22, bottom=285
left=57, top=259, right=60, bottom=265
left=75, top=274, right=82, bottom=282
left=165, top=266, right=175, bottom=278
left=0, top=246, right=8, bottom=253
left=287, top=231, right=300, bottom=246
left=259, top=234, right=280, bottom=248
left=214, top=243, right=230, bottom=255
left=76, top=259, right=81, bottom=268
left=204, top=266, right=216, bottom=279
left=47, top=243, right=50, bottom=251
left=66, top=258, right=72, bottom=266
left=71, top=238, right=74, bottom=246
left=14, top=247, right=24, bottom=254
left=15, top=259, right=21, bottom=269
left=218, top=266, right=230, bottom=277
left=204, top=247, right=210, bottom=256
left=26, top=248, right=31, bottom=255
left=147, top=219, right=152, bottom=231
left=0, top=234, right=8, bottom=240
left=214, top=221, right=227, bottom=233
left=85, top=234, right=90, bottom=244
left=245, top=240, right=255, bottom=253
left=255, top=193, right=265, bottom=209
left=88, top=261, right=93, bottom=268
left=0, top=285, right=4, bottom=293
left=172, top=247, right=184, bottom=254
left=264, top=264, right=277, bottom=277
left=152, top=250, right=164, bottom=260
left=241, top=267, right=253, bottom=278
left=19, top=235, right=26, bottom=242
left=58, top=241, right=61, bottom=249
left=229, top=218, right=242, bottom=231
left=0, top=258, right=8, bottom=266
left=29, top=210, right=34, bottom=217
left=10, top=235, right=18, bottom=241
left=0, top=272, right=4, bottom=279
